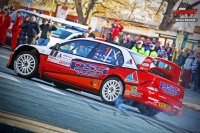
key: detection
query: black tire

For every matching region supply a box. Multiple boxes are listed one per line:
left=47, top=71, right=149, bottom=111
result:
left=137, top=104, right=160, bottom=116
left=100, top=77, right=124, bottom=105
left=53, top=82, right=67, bottom=90
left=14, top=51, right=38, bottom=79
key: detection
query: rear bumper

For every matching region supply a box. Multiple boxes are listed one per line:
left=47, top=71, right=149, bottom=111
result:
left=123, top=84, right=183, bottom=116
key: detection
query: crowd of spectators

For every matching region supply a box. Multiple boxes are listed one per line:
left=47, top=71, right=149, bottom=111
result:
left=105, top=19, right=200, bottom=92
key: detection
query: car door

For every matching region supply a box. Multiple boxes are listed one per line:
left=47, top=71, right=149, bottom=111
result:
left=43, top=40, right=98, bottom=85
left=78, top=43, right=124, bottom=91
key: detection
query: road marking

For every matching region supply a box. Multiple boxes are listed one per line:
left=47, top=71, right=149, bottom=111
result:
left=0, top=54, right=9, bottom=59
left=0, top=72, right=20, bottom=82
left=0, top=110, right=76, bottom=133
left=36, top=83, right=66, bottom=95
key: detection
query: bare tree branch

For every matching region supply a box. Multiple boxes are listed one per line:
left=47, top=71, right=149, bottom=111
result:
left=100, top=3, right=110, bottom=10
left=156, top=0, right=164, bottom=15
left=84, top=0, right=98, bottom=25
left=92, top=11, right=105, bottom=15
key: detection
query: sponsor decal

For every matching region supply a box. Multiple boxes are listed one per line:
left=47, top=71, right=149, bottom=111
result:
left=125, top=59, right=132, bottom=65
left=132, top=93, right=142, bottom=98
left=48, top=56, right=59, bottom=63
left=148, top=97, right=158, bottom=104
left=70, top=61, right=109, bottom=77
left=131, top=86, right=137, bottom=93
left=125, top=71, right=138, bottom=82
left=160, top=81, right=180, bottom=96
left=131, top=86, right=142, bottom=98
left=125, top=90, right=130, bottom=95
left=56, top=53, right=62, bottom=58
left=126, top=74, right=134, bottom=82
left=48, top=50, right=73, bottom=67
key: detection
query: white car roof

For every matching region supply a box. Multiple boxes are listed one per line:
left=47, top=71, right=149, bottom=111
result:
left=14, top=9, right=88, bottom=30
left=56, top=28, right=82, bottom=34
left=72, top=38, right=143, bottom=56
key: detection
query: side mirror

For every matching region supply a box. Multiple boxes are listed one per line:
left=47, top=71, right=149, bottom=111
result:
left=55, top=43, right=60, bottom=50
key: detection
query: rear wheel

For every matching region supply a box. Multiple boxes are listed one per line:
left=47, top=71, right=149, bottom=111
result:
left=100, top=77, right=124, bottom=105
left=14, top=51, right=38, bottom=79
left=137, top=104, right=160, bottom=116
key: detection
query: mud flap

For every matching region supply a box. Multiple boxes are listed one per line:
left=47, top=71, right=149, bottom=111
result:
left=178, top=106, right=183, bottom=116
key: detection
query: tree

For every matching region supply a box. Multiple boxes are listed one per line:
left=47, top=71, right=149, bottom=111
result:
left=158, top=0, right=200, bottom=30
left=74, top=0, right=98, bottom=25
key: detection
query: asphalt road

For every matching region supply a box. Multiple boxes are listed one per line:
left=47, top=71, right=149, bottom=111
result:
left=0, top=47, right=200, bottom=133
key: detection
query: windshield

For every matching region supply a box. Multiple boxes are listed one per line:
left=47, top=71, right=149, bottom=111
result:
left=129, top=51, right=156, bottom=68
left=52, top=29, right=73, bottom=39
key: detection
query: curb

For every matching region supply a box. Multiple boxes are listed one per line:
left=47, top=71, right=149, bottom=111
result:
left=0, top=110, right=76, bottom=133
left=183, top=102, right=200, bottom=114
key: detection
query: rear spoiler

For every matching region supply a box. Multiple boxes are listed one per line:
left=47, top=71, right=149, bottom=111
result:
left=138, top=56, right=181, bottom=83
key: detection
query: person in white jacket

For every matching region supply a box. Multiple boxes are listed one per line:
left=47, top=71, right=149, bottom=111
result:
left=180, top=51, right=195, bottom=88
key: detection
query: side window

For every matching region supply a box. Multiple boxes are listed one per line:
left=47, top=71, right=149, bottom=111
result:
left=59, top=40, right=97, bottom=57
left=92, top=44, right=124, bottom=66
left=115, top=55, right=124, bottom=66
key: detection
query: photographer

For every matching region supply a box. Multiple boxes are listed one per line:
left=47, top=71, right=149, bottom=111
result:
left=37, top=19, right=57, bottom=46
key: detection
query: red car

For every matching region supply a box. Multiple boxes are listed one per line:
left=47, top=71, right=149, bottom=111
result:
left=6, top=38, right=184, bottom=116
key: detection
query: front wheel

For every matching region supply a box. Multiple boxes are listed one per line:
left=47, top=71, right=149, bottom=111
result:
left=100, top=77, right=124, bottom=105
left=14, top=51, right=38, bottom=79
left=137, top=104, right=160, bottom=116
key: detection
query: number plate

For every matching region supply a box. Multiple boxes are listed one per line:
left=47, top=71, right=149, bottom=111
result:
left=159, top=102, right=171, bottom=111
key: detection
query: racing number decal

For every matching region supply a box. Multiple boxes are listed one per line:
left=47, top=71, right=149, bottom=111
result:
left=70, top=61, right=109, bottom=77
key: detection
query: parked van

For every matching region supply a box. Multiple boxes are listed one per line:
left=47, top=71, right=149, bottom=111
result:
left=6, top=9, right=88, bottom=44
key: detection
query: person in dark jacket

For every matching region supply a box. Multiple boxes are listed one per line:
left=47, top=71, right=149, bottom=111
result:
left=37, top=19, right=57, bottom=46
left=27, top=16, right=39, bottom=45
left=154, top=41, right=161, bottom=53
left=18, top=15, right=30, bottom=45
left=175, top=49, right=184, bottom=67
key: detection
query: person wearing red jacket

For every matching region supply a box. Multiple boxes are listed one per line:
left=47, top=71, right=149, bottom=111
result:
left=0, top=9, right=11, bottom=47
left=110, top=19, right=124, bottom=43
left=0, top=9, right=4, bottom=28
left=11, top=11, right=23, bottom=50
